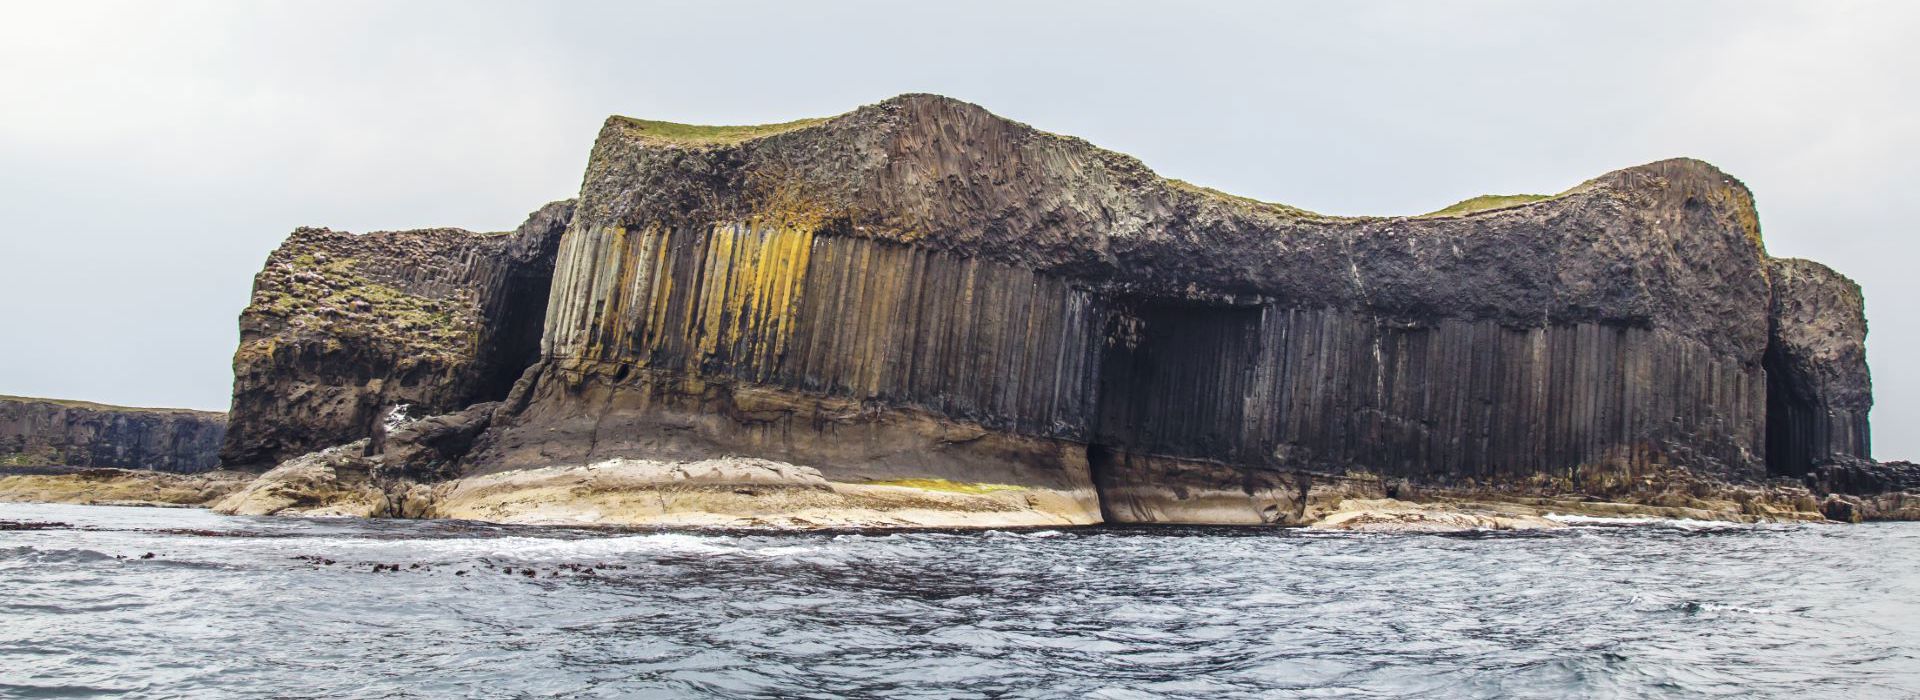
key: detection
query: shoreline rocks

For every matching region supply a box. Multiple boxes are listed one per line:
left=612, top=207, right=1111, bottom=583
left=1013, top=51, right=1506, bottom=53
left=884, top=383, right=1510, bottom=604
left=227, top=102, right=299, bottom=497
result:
left=5, top=459, right=1841, bottom=532
left=0, top=467, right=250, bottom=508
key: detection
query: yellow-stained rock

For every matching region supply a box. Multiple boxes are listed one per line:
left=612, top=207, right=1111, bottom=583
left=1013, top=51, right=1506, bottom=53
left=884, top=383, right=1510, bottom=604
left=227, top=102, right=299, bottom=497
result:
left=432, top=457, right=1101, bottom=529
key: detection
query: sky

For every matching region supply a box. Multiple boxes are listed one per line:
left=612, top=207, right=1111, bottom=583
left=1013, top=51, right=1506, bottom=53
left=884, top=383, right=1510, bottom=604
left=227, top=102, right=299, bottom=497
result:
left=1, top=1, right=1915, bottom=457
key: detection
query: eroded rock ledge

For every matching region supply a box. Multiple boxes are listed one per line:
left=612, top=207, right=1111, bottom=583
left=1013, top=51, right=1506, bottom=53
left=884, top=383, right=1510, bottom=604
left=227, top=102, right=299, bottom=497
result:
left=160, top=94, right=1917, bottom=528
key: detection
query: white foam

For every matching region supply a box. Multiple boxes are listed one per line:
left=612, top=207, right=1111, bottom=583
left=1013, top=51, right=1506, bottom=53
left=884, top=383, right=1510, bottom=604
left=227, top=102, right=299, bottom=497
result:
left=381, top=403, right=417, bottom=432
left=1544, top=513, right=1747, bottom=530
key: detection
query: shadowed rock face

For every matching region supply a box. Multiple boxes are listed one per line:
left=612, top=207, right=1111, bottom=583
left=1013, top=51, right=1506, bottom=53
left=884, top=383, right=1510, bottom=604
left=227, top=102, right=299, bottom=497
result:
left=217, top=200, right=574, bottom=471
left=217, top=93, right=1887, bottom=524
left=0, top=396, right=225, bottom=473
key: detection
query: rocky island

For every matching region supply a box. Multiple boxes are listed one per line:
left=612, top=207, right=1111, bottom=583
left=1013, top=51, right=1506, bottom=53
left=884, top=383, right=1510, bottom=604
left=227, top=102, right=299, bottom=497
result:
left=15, top=94, right=1916, bottom=528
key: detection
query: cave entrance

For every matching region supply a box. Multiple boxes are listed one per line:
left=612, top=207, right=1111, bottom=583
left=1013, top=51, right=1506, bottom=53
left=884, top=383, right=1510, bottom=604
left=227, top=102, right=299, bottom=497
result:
left=1763, top=338, right=1817, bottom=478
left=1092, top=300, right=1264, bottom=463
left=475, top=264, right=558, bottom=403
left=1087, top=299, right=1265, bottom=522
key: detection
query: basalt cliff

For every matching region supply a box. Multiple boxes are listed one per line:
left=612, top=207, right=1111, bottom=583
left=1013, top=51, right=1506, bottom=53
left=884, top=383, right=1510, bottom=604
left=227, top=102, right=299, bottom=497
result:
left=203, top=94, right=1911, bottom=528
left=0, top=396, right=244, bottom=507
left=1, top=395, right=225, bottom=472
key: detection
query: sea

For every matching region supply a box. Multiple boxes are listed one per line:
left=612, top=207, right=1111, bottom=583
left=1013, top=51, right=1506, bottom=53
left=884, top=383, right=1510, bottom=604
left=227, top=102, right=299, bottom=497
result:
left=3, top=503, right=1917, bottom=699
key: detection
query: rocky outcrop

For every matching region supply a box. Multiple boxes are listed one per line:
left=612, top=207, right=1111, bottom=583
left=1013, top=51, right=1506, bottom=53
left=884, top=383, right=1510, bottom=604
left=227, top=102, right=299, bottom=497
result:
left=212, top=439, right=428, bottom=518
left=205, top=94, right=1900, bottom=527
left=1764, top=258, right=1872, bottom=476
left=218, top=200, right=574, bottom=471
left=1805, top=457, right=1920, bottom=521
left=0, top=395, right=225, bottom=472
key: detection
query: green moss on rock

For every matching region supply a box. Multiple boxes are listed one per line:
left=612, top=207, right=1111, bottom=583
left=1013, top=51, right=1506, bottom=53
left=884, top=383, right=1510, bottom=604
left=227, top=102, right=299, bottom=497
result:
left=250, top=250, right=476, bottom=365
left=1420, top=194, right=1553, bottom=217
left=609, top=116, right=829, bottom=146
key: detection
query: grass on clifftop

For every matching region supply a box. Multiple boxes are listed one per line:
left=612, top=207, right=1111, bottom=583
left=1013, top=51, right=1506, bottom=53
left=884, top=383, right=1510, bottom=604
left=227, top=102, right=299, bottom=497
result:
left=0, top=395, right=218, bottom=415
left=612, top=116, right=829, bottom=145
left=1420, top=194, right=1552, bottom=217
left=1165, top=178, right=1330, bottom=219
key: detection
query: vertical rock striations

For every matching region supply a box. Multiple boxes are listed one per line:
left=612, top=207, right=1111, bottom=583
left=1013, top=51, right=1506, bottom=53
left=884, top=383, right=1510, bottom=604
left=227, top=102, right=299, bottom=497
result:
left=218, top=200, right=574, bottom=471
left=0, top=395, right=225, bottom=472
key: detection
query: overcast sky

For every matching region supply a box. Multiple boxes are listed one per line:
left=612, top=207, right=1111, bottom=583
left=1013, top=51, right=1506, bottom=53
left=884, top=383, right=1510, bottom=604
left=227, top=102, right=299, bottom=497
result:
left=2, top=1, right=1915, bottom=457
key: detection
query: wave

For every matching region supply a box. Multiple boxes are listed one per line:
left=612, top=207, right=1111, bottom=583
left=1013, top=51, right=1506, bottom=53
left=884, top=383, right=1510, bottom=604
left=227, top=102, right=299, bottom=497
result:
left=256, top=531, right=825, bottom=564
left=0, top=546, right=121, bottom=565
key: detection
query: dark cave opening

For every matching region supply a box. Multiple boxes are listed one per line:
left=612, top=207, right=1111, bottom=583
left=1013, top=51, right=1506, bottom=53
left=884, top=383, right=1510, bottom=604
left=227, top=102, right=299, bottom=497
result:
left=1763, top=338, right=1817, bottom=479
left=475, top=270, right=556, bottom=404
left=1092, top=300, right=1264, bottom=463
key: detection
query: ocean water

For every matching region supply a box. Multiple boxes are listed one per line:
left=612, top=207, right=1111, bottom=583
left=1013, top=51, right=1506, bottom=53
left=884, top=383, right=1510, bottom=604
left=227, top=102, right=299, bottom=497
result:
left=2, top=503, right=1917, bottom=699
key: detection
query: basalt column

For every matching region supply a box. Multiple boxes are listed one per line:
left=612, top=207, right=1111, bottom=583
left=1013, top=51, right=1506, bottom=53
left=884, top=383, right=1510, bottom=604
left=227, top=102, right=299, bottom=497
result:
left=1092, top=306, right=1770, bottom=523
left=480, top=220, right=1104, bottom=495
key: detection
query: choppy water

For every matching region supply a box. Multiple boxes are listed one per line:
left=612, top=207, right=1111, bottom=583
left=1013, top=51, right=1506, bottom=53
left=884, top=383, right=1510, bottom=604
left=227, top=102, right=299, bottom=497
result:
left=3, top=504, right=1918, bottom=699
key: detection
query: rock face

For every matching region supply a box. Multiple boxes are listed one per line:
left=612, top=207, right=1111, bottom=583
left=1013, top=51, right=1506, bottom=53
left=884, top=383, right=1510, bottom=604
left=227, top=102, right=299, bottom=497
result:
left=212, top=93, right=1898, bottom=526
left=0, top=395, right=225, bottom=472
left=218, top=200, right=574, bottom=471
